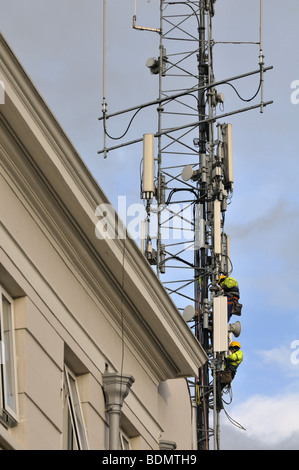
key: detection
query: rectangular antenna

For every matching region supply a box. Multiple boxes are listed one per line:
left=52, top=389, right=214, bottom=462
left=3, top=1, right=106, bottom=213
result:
left=222, top=123, right=233, bottom=191
left=213, top=297, right=228, bottom=353
left=142, top=134, right=155, bottom=200
left=213, top=200, right=221, bottom=255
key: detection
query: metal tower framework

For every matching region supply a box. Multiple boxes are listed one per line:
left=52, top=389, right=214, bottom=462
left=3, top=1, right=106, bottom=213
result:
left=152, top=0, right=228, bottom=450
left=99, top=0, right=272, bottom=450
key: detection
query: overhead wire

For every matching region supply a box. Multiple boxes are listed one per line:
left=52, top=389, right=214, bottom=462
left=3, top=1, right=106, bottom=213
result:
left=223, top=78, right=262, bottom=103
left=104, top=107, right=143, bottom=140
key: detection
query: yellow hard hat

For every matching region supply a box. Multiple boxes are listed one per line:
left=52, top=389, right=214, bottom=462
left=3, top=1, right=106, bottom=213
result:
left=218, top=275, right=226, bottom=285
left=230, top=341, right=241, bottom=349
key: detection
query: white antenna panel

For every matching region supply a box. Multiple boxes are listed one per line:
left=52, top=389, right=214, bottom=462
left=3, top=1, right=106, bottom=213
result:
left=213, top=200, right=221, bottom=255
left=194, top=204, right=205, bottom=250
left=222, top=123, right=233, bottom=190
left=142, top=134, right=155, bottom=200
left=213, top=296, right=228, bottom=353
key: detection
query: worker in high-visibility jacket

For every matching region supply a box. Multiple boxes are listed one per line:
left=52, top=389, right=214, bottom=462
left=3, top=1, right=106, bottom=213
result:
left=220, top=341, right=243, bottom=389
left=216, top=342, right=243, bottom=411
left=217, top=275, right=242, bottom=321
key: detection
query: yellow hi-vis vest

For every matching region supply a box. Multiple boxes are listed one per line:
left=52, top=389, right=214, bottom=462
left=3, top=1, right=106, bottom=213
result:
left=225, top=350, right=243, bottom=374
left=222, top=277, right=238, bottom=289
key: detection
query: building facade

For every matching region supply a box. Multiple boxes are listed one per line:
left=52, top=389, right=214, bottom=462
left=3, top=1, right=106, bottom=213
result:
left=0, top=34, right=207, bottom=450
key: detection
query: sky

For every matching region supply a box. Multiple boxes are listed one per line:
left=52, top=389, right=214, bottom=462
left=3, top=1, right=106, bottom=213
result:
left=1, top=0, right=299, bottom=450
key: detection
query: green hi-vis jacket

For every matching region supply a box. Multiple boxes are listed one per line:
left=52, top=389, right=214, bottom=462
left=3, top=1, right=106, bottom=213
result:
left=225, top=350, right=243, bottom=373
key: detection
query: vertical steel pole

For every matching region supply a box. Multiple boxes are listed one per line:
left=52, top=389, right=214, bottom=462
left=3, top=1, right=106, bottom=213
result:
left=196, top=0, right=211, bottom=450
left=102, top=0, right=107, bottom=158
left=156, top=0, right=164, bottom=279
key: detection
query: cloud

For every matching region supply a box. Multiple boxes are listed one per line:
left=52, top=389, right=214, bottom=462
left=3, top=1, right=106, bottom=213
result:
left=257, top=344, right=299, bottom=379
left=260, top=345, right=292, bottom=367
left=228, top=199, right=299, bottom=243
left=221, top=393, right=299, bottom=449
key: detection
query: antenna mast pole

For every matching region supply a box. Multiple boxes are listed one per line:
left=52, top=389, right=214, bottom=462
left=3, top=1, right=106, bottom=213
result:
left=194, top=0, right=211, bottom=450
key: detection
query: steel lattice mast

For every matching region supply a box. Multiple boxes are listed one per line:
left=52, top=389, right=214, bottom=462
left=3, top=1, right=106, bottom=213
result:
left=137, top=0, right=271, bottom=450
left=99, top=0, right=272, bottom=450
left=153, top=1, right=219, bottom=449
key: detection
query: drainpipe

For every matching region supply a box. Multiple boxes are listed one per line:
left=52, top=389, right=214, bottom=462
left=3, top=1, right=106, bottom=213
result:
left=102, top=372, right=135, bottom=450
left=191, top=401, right=198, bottom=450
left=159, top=440, right=177, bottom=450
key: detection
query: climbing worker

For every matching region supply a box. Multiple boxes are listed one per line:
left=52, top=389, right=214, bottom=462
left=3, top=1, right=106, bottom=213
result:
left=220, top=341, right=243, bottom=388
left=217, top=274, right=242, bottom=321
left=216, top=341, right=243, bottom=411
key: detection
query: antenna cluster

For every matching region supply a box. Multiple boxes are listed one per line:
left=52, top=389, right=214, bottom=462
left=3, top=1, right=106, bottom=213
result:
left=99, top=0, right=272, bottom=450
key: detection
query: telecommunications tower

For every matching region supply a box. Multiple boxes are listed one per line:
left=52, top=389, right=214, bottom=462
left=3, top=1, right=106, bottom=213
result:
left=99, top=0, right=272, bottom=450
